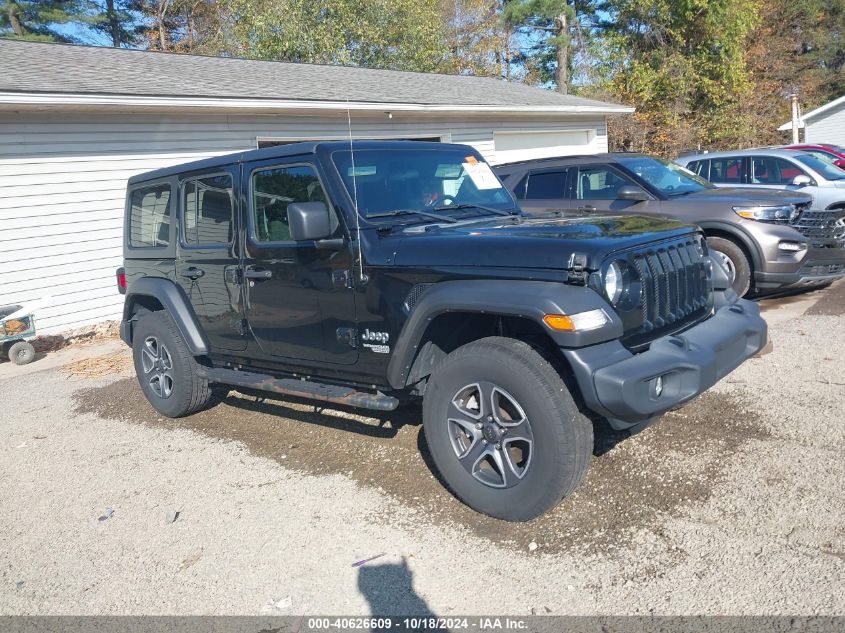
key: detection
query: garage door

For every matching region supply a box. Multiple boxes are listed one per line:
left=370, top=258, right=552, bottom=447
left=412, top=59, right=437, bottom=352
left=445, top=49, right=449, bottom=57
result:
left=493, top=129, right=596, bottom=164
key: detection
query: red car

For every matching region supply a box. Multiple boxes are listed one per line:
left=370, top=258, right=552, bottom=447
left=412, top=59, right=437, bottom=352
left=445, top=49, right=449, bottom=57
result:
left=784, top=144, right=845, bottom=170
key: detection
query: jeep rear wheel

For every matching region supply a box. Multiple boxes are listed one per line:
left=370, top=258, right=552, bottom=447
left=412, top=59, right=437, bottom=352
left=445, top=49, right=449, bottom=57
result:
left=707, top=236, right=752, bottom=297
left=423, top=337, right=593, bottom=522
left=132, top=311, right=212, bottom=418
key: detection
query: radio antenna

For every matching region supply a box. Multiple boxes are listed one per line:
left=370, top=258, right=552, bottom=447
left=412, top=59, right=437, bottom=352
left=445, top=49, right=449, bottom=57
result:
left=347, top=99, right=365, bottom=284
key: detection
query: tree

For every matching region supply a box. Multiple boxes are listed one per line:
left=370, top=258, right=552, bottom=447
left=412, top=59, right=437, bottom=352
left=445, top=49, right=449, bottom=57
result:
left=502, top=0, right=578, bottom=92
left=439, top=0, right=514, bottom=78
left=228, top=0, right=450, bottom=72
left=741, top=0, right=845, bottom=145
left=86, top=0, right=137, bottom=47
left=128, top=0, right=226, bottom=53
left=596, top=0, right=761, bottom=155
left=1, top=0, right=88, bottom=42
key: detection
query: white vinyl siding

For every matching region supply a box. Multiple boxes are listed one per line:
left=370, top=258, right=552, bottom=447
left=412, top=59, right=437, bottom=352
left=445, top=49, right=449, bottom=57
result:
left=0, top=110, right=607, bottom=334
left=805, top=101, right=845, bottom=147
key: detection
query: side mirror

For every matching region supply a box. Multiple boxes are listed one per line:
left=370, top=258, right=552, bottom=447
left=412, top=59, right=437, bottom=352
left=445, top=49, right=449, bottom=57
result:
left=288, top=202, right=332, bottom=241
left=790, top=174, right=813, bottom=187
left=835, top=159, right=845, bottom=170
left=617, top=185, right=650, bottom=201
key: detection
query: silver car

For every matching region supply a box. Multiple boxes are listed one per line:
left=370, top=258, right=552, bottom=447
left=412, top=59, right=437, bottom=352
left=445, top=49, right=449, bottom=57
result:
left=676, top=148, right=845, bottom=212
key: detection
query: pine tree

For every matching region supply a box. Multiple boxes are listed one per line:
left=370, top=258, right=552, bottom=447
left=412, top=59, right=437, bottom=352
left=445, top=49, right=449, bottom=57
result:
left=1, top=0, right=88, bottom=42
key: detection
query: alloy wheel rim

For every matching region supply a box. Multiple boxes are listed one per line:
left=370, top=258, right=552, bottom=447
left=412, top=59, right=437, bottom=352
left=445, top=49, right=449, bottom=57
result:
left=447, top=382, right=534, bottom=489
left=141, top=336, right=174, bottom=399
left=712, top=250, right=737, bottom=284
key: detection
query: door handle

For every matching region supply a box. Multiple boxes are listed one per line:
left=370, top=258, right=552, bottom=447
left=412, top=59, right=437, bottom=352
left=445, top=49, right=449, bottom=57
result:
left=180, top=267, right=205, bottom=279
left=244, top=268, right=273, bottom=280
left=578, top=205, right=596, bottom=212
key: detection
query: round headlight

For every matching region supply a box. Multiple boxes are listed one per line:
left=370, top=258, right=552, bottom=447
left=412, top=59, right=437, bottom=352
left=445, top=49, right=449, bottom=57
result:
left=605, top=261, right=623, bottom=305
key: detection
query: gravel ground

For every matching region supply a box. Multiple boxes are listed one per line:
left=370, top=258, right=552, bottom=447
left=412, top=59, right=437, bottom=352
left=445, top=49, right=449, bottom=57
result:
left=0, top=283, right=843, bottom=616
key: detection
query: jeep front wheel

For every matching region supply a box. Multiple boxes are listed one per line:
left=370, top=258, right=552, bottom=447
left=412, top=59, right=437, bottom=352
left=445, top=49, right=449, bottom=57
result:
left=132, top=311, right=212, bottom=418
left=422, top=337, right=593, bottom=521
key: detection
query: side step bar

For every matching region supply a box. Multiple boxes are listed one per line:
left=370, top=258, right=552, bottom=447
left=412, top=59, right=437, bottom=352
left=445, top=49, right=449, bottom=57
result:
left=198, top=367, right=400, bottom=412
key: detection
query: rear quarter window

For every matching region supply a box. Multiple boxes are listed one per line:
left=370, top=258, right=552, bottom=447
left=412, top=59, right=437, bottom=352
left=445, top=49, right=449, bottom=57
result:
left=128, top=183, right=172, bottom=248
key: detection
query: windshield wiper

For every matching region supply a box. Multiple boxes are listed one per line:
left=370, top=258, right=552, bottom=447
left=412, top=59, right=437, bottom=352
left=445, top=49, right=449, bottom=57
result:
left=431, top=203, right=519, bottom=216
left=366, top=208, right=458, bottom=223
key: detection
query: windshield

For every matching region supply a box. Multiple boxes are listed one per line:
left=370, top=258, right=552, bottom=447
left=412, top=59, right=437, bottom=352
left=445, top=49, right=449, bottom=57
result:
left=794, top=153, right=845, bottom=180
left=617, top=156, right=714, bottom=196
left=331, top=148, right=515, bottom=220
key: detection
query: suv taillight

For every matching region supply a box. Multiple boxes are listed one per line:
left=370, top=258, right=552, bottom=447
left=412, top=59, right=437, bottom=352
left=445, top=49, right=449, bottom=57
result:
left=116, top=267, right=127, bottom=294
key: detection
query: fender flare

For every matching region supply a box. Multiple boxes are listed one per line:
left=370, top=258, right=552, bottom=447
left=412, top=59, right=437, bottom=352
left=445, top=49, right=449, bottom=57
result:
left=697, top=221, right=764, bottom=272
left=386, top=279, right=622, bottom=389
left=123, top=277, right=210, bottom=356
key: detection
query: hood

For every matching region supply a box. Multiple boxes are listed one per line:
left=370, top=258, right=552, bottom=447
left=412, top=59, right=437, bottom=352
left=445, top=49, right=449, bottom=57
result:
left=385, top=215, right=696, bottom=271
left=685, top=187, right=813, bottom=205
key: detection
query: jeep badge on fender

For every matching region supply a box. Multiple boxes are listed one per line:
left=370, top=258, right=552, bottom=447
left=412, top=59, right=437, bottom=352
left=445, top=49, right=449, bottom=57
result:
left=118, top=141, right=767, bottom=522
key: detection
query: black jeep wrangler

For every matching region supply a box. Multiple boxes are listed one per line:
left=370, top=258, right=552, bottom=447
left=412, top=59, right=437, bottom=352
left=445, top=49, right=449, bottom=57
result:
left=117, top=141, right=767, bottom=521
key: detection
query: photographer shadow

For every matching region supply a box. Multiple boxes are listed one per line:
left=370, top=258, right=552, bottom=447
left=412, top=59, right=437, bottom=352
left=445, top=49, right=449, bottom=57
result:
left=357, top=558, right=447, bottom=632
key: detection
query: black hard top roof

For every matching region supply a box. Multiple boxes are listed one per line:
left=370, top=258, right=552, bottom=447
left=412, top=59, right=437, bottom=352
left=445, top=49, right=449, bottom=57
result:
left=128, top=140, right=472, bottom=185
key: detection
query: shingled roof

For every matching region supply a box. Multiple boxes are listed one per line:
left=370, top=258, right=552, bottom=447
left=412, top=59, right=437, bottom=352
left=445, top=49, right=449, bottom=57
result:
left=0, top=39, right=631, bottom=113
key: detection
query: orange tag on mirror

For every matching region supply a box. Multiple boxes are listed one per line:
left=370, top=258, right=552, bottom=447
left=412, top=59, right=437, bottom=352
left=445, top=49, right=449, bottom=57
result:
left=465, top=156, right=478, bottom=165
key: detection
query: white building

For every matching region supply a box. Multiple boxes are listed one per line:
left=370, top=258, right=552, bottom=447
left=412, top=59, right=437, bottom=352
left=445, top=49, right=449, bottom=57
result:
left=778, top=94, right=845, bottom=145
left=0, top=39, right=632, bottom=334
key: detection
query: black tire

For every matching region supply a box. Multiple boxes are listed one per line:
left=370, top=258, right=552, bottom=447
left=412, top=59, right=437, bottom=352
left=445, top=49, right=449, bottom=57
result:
left=707, top=236, right=752, bottom=297
left=422, top=337, right=593, bottom=522
left=132, top=311, right=212, bottom=418
left=8, top=341, right=36, bottom=365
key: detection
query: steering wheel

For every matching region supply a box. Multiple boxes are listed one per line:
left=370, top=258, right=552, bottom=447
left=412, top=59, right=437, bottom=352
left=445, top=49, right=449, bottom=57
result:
left=429, top=195, right=457, bottom=208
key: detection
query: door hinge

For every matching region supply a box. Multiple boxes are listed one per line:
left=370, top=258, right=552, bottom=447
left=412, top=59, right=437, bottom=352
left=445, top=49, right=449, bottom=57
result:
left=336, top=327, right=358, bottom=348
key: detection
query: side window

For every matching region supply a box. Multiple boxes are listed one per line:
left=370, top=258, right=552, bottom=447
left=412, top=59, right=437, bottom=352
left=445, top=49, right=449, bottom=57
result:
left=128, top=183, right=171, bottom=248
left=751, top=157, right=803, bottom=184
left=709, top=158, right=745, bottom=184
left=251, top=165, right=328, bottom=243
left=182, top=174, right=234, bottom=247
left=575, top=166, right=634, bottom=200
left=512, top=174, right=529, bottom=200
left=687, top=160, right=709, bottom=179
left=524, top=171, right=567, bottom=199
left=806, top=150, right=836, bottom=165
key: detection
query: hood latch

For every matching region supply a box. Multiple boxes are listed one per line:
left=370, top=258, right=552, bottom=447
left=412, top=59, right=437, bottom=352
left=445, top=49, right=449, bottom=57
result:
left=567, top=252, right=589, bottom=285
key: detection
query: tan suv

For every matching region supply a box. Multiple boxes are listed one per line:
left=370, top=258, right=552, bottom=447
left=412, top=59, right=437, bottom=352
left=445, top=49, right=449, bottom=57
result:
left=495, top=153, right=845, bottom=296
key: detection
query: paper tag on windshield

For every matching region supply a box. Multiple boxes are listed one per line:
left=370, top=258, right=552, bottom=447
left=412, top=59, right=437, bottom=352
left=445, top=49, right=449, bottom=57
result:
left=462, top=161, right=501, bottom=190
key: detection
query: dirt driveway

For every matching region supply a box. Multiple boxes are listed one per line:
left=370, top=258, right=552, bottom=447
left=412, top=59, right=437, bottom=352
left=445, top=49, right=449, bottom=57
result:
left=1, top=284, right=843, bottom=616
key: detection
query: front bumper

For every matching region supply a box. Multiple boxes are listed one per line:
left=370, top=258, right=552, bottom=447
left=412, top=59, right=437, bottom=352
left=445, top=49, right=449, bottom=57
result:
left=755, top=260, right=845, bottom=289
left=563, top=299, right=767, bottom=430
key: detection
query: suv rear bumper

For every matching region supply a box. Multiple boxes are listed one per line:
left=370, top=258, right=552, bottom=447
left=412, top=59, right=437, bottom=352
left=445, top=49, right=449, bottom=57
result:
left=562, top=299, right=767, bottom=431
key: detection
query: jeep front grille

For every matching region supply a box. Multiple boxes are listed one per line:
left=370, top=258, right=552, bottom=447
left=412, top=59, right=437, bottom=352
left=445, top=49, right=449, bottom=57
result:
left=790, top=207, right=845, bottom=247
left=615, top=235, right=713, bottom=349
